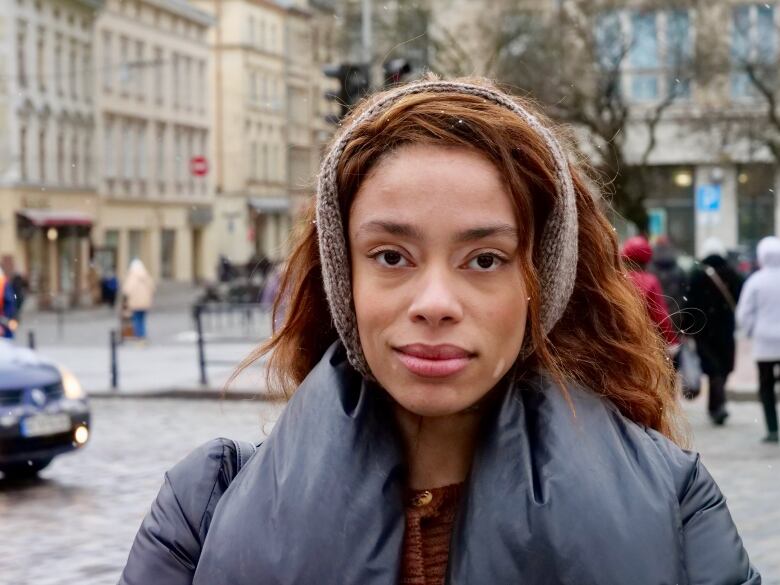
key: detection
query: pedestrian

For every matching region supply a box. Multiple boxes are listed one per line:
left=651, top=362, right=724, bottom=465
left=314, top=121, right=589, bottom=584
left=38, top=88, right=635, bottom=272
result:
left=736, top=236, right=780, bottom=444
left=120, top=78, right=758, bottom=585
left=683, top=237, right=744, bottom=426
left=0, top=267, right=18, bottom=339
left=621, top=235, right=680, bottom=349
left=650, top=236, right=689, bottom=333
left=121, top=259, right=155, bottom=341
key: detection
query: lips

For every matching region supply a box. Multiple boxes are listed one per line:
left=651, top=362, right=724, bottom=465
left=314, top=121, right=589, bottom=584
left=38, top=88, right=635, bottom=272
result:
left=394, top=344, right=475, bottom=378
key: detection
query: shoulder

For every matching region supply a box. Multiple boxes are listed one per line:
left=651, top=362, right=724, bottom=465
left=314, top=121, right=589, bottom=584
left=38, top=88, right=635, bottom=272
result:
left=529, top=379, right=701, bottom=499
left=165, top=438, right=245, bottom=539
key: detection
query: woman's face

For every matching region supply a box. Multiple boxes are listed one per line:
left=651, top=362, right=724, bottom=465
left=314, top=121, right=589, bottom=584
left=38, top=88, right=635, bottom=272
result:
left=349, top=144, right=528, bottom=417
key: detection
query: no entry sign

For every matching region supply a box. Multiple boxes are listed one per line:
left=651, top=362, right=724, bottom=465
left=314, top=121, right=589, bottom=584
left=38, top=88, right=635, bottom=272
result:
left=190, top=156, right=209, bottom=177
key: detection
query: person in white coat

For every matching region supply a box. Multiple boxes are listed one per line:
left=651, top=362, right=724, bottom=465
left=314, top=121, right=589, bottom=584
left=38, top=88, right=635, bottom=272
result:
left=122, top=259, right=155, bottom=340
left=736, top=236, right=780, bottom=443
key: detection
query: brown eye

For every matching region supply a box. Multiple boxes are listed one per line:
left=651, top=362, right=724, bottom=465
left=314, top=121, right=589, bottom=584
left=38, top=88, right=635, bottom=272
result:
left=467, top=253, right=505, bottom=271
left=476, top=254, right=495, bottom=269
left=374, top=250, right=408, bottom=268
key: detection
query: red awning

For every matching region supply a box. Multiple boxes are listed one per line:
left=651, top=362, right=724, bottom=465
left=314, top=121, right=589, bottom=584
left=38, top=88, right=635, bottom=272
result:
left=17, top=209, right=93, bottom=228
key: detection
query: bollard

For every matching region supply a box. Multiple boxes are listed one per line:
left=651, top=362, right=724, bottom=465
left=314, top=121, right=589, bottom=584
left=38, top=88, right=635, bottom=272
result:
left=195, top=305, right=208, bottom=386
left=110, top=329, right=119, bottom=391
left=57, top=307, right=64, bottom=342
left=28, top=330, right=36, bottom=350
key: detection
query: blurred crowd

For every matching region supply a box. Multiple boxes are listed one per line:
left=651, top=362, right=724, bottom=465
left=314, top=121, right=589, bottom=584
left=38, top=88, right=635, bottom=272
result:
left=621, top=235, right=780, bottom=444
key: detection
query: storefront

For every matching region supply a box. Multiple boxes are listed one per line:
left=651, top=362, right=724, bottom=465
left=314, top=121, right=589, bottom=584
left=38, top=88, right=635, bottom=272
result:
left=16, top=209, right=93, bottom=309
left=248, top=197, right=292, bottom=263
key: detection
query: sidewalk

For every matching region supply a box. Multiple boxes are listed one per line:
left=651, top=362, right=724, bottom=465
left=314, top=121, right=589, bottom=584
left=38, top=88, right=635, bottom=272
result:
left=16, top=282, right=274, bottom=399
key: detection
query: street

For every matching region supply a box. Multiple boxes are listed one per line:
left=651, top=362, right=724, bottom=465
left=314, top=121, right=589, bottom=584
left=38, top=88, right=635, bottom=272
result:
left=0, top=396, right=777, bottom=585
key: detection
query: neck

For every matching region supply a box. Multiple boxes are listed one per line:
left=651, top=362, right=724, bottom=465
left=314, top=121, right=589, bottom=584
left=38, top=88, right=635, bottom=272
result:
left=393, top=404, right=482, bottom=490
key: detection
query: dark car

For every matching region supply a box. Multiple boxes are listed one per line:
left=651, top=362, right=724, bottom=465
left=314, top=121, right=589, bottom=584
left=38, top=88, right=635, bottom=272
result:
left=0, top=339, right=90, bottom=479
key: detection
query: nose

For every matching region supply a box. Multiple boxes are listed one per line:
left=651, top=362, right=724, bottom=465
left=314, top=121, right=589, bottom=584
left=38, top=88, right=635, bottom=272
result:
left=407, top=266, right=464, bottom=327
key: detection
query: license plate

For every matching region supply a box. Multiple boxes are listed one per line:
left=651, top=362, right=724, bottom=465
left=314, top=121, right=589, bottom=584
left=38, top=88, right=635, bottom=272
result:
left=21, top=414, right=72, bottom=438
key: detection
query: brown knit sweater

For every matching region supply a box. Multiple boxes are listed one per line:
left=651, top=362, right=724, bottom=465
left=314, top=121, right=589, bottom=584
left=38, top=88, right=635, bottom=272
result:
left=401, top=483, right=463, bottom=585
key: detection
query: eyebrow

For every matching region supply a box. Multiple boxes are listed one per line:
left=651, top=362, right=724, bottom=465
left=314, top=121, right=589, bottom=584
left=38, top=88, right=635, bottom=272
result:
left=356, top=220, right=518, bottom=243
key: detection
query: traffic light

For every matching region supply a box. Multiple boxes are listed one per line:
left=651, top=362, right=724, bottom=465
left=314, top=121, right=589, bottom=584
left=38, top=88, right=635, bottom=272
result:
left=323, top=63, right=371, bottom=122
left=383, top=59, right=411, bottom=87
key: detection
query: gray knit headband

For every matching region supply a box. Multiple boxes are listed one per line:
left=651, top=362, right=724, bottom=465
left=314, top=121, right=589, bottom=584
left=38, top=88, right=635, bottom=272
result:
left=316, top=80, right=579, bottom=377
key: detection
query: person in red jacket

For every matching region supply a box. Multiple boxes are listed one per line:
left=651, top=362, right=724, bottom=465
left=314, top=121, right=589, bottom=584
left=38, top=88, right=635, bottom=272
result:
left=621, top=236, right=680, bottom=349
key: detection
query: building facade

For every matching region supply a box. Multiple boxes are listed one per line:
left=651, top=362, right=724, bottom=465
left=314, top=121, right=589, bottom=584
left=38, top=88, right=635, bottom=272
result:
left=0, top=0, right=103, bottom=309
left=93, top=0, right=216, bottom=283
left=193, top=0, right=337, bottom=266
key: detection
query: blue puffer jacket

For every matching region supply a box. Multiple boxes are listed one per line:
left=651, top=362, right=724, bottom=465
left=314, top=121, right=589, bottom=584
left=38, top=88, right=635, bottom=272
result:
left=119, top=342, right=760, bottom=585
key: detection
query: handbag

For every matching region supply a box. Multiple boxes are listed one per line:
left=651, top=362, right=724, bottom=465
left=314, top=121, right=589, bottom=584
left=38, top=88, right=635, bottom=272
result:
left=679, top=338, right=702, bottom=400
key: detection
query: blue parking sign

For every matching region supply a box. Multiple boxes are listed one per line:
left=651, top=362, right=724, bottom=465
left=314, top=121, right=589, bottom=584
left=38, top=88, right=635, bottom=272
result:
left=696, top=184, right=721, bottom=212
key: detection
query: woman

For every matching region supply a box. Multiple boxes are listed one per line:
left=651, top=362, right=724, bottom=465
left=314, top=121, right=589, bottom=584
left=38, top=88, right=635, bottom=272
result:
left=621, top=235, right=679, bottom=349
left=683, top=237, right=744, bottom=425
left=120, top=78, right=758, bottom=584
left=121, top=259, right=155, bottom=340
left=736, top=236, right=780, bottom=444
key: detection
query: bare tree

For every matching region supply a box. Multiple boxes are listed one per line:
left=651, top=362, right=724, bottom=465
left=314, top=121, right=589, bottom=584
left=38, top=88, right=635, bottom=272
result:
left=491, top=0, right=697, bottom=231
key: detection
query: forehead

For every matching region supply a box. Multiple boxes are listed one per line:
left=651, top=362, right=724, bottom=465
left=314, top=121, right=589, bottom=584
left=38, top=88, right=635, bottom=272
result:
left=349, top=144, right=516, bottom=229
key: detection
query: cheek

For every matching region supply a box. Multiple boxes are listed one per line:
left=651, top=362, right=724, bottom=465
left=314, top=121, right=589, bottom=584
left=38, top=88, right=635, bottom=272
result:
left=351, top=261, right=396, bottom=348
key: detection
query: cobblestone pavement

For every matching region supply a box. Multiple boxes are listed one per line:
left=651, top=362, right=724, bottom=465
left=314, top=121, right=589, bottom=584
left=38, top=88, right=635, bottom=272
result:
left=0, top=397, right=777, bottom=585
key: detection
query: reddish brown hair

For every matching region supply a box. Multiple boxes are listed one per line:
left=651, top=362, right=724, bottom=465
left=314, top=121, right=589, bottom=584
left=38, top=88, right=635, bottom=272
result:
left=236, top=78, right=685, bottom=445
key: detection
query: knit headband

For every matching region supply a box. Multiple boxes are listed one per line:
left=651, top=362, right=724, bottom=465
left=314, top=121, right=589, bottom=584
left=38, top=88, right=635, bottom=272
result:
left=316, top=80, right=579, bottom=377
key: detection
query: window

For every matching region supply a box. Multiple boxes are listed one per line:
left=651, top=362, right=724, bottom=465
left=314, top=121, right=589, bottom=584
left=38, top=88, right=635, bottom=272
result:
left=174, top=127, right=183, bottom=190
left=20, top=125, right=28, bottom=182
left=261, top=143, right=268, bottom=180
left=737, top=164, right=777, bottom=249
left=626, top=10, right=692, bottom=101
left=18, top=22, right=27, bottom=88
left=69, top=39, right=78, bottom=99
left=172, top=53, right=179, bottom=109
left=128, top=230, right=144, bottom=263
left=71, top=131, right=78, bottom=185
left=731, top=4, right=776, bottom=99
left=251, top=141, right=258, bottom=179
left=160, top=229, right=176, bottom=279
left=249, top=15, right=255, bottom=44
left=122, top=121, right=133, bottom=181
left=102, top=31, right=112, bottom=92
left=183, top=56, right=191, bottom=110
left=666, top=10, right=692, bottom=98
left=85, top=129, right=92, bottom=186
left=57, top=129, right=65, bottom=183
left=105, top=117, right=115, bottom=179
left=156, top=122, right=166, bottom=192
left=55, top=34, right=64, bottom=95
left=135, top=40, right=145, bottom=99
left=38, top=126, right=46, bottom=183
left=120, top=36, right=130, bottom=95
left=37, top=27, right=45, bottom=92
left=186, top=129, right=194, bottom=192
left=137, top=123, right=146, bottom=181
left=154, top=47, right=164, bottom=104
left=197, top=60, right=206, bottom=111
left=83, top=45, right=92, bottom=101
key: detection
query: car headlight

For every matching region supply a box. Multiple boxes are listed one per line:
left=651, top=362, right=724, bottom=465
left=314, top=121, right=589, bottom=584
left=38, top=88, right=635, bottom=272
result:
left=59, top=367, right=86, bottom=400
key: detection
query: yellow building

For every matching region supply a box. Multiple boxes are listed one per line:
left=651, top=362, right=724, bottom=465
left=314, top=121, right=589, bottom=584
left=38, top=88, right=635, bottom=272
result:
left=193, top=0, right=337, bottom=266
left=93, top=0, right=216, bottom=283
left=0, top=0, right=103, bottom=309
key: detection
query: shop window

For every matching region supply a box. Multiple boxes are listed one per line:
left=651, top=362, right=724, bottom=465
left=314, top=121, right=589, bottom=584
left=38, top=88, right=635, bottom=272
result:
left=160, top=229, right=176, bottom=279
left=641, top=165, right=696, bottom=255
left=737, top=164, right=777, bottom=251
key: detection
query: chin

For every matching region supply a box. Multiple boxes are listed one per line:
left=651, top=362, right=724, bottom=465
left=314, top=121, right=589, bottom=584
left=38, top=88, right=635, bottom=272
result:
left=387, top=384, right=476, bottom=418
